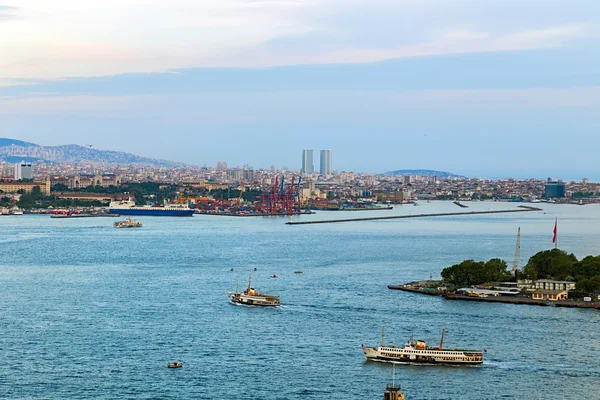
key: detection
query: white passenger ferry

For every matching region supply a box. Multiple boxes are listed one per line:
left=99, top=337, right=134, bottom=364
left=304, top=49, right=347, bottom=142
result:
left=362, top=328, right=483, bottom=365
left=228, top=276, right=280, bottom=307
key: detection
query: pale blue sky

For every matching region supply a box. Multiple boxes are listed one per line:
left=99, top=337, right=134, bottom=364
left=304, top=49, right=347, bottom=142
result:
left=1, top=0, right=599, bottom=179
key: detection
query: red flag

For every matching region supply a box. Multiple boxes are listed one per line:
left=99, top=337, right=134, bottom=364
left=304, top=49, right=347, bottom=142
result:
left=552, top=218, right=557, bottom=244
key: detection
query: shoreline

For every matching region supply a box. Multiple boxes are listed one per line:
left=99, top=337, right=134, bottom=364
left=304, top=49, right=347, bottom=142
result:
left=388, top=285, right=600, bottom=309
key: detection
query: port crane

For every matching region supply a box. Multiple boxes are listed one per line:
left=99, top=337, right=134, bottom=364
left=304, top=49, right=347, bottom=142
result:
left=512, top=227, right=521, bottom=275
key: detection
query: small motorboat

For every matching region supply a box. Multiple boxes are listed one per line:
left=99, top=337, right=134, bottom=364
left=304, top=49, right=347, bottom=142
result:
left=294, top=270, right=303, bottom=274
left=168, top=361, right=183, bottom=368
left=270, top=274, right=278, bottom=278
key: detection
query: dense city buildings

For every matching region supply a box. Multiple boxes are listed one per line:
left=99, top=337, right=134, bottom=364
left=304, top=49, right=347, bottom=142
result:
left=2, top=158, right=600, bottom=207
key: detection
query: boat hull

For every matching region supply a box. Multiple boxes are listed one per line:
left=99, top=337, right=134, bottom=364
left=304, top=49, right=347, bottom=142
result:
left=362, top=345, right=483, bottom=365
left=228, top=293, right=280, bottom=307
left=109, top=208, right=194, bottom=216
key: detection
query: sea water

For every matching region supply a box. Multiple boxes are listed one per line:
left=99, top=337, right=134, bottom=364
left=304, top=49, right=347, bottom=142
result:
left=0, top=201, right=599, bottom=399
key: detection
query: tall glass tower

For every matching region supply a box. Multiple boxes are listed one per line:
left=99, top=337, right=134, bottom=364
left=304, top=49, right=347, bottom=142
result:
left=320, top=149, right=332, bottom=175
left=302, top=149, right=314, bottom=174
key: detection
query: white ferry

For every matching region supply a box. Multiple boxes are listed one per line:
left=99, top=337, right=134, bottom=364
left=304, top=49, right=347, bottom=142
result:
left=228, top=276, right=280, bottom=307
left=109, top=198, right=194, bottom=217
left=362, top=328, right=483, bottom=365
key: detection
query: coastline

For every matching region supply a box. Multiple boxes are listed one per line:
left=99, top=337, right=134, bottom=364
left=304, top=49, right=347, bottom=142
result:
left=388, top=285, right=600, bottom=309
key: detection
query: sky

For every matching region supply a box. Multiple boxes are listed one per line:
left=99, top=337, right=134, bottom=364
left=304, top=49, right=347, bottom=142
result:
left=1, top=0, right=599, bottom=179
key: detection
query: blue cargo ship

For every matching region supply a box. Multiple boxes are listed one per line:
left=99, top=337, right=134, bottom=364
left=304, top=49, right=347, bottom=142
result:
left=109, top=198, right=195, bottom=217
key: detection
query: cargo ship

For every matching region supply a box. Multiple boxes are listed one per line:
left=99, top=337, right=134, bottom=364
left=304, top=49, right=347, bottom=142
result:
left=108, top=198, right=194, bottom=217
left=362, top=328, right=483, bottom=365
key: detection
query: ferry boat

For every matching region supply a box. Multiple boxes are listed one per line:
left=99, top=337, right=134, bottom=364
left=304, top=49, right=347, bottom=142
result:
left=228, top=276, right=280, bottom=307
left=109, top=198, right=194, bottom=217
left=362, top=328, right=483, bottom=365
left=114, top=216, right=142, bottom=228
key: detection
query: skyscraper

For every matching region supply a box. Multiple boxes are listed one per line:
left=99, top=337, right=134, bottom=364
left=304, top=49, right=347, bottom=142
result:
left=302, top=149, right=314, bottom=174
left=320, top=149, right=332, bottom=175
left=14, top=162, right=32, bottom=180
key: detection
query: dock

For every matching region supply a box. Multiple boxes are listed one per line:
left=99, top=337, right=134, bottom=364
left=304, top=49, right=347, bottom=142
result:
left=389, top=285, right=600, bottom=309
left=286, top=206, right=542, bottom=225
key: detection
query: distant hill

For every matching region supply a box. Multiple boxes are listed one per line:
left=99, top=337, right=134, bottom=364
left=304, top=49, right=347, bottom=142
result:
left=381, top=169, right=465, bottom=178
left=0, top=138, right=38, bottom=148
left=0, top=138, right=187, bottom=168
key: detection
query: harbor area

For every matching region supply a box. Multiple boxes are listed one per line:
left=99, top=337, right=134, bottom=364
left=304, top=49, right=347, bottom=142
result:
left=389, top=281, right=600, bottom=309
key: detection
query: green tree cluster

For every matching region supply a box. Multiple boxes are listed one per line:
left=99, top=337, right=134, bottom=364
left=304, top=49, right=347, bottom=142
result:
left=521, top=249, right=600, bottom=296
left=16, top=186, right=44, bottom=209
left=441, top=258, right=511, bottom=287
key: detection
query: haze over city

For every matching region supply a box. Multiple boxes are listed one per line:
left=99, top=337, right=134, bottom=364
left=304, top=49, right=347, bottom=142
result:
left=1, top=1, right=599, bottom=179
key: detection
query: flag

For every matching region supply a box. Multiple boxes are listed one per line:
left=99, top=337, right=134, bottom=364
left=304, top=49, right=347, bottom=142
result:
left=483, top=349, right=487, bottom=353
left=552, top=218, right=557, bottom=244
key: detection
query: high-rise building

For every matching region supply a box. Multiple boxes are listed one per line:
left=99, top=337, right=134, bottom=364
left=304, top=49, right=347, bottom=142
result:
left=544, top=181, right=565, bottom=198
left=320, top=149, right=332, bottom=175
left=14, top=162, right=32, bottom=180
left=302, top=149, right=314, bottom=174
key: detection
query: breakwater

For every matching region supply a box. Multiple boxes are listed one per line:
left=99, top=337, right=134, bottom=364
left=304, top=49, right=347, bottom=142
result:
left=286, top=205, right=542, bottom=225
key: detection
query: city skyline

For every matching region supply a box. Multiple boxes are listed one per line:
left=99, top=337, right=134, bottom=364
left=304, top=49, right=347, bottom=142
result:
left=1, top=1, right=599, bottom=179
left=0, top=137, right=598, bottom=182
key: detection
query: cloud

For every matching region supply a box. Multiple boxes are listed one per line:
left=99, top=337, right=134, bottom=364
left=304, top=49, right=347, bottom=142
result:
left=2, top=45, right=599, bottom=99
left=0, top=0, right=597, bottom=79
left=0, top=5, right=19, bottom=20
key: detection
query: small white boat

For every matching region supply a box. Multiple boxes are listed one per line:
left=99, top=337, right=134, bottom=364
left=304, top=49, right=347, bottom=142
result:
left=270, top=274, right=278, bottom=278
left=168, top=361, right=182, bottom=368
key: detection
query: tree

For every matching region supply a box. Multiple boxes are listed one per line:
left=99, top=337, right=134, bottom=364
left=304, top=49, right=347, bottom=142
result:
left=524, top=249, right=577, bottom=280
left=574, top=256, right=600, bottom=279
left=484, top=258, right=511, bottom=282
left=52, top=183, right=69, bottom=192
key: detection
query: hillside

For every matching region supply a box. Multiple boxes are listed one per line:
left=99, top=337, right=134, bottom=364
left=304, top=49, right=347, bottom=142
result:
left=0, top=138, right=187, bottom=167
left=381, top=169, right=465, bottom=178
left=0, top=138, right=38, bottom=148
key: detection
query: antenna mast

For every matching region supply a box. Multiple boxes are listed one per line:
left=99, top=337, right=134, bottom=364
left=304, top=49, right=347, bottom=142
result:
left=512, top=227, right=521, bottom=275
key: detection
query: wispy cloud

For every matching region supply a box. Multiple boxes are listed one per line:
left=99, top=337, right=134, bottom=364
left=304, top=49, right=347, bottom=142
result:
left=0, top=5, right=19, bottom=20
left=0, top=0, right=597, bottom=80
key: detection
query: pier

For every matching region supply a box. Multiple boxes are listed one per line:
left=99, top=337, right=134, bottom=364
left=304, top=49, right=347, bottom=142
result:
left=389, top=285, right=600, bottom=309
left=286, top=205, right=542, bottom=225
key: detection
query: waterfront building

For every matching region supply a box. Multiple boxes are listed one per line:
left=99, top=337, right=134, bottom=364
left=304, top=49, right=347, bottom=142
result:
left=534, top=280, right=575, bottom=291
left=532, top=289, right=568, bottom=301
left=320, top=149, right=332, bottom=175
left=544, top=180, right=565, bottom=198
left=14, top=162, right=32, bottom=180
left=374, top=190, right=409, bottom=204
left=0, top=177, right=51, bottom=195
left=302, top=149, right=314, bottom=174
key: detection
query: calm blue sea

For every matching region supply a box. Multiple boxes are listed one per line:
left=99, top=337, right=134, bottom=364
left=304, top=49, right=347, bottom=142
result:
left=1, top=201, right=599, bottom=399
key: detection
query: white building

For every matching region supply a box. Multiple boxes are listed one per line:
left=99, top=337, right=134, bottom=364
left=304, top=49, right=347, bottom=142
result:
left=534, top=280, right=576, bottom=292
left=14, top=163, right=32, bottom=180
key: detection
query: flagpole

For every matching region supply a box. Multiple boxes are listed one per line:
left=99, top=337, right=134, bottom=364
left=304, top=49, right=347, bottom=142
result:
left=554, top=217, right=558, bottom=249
